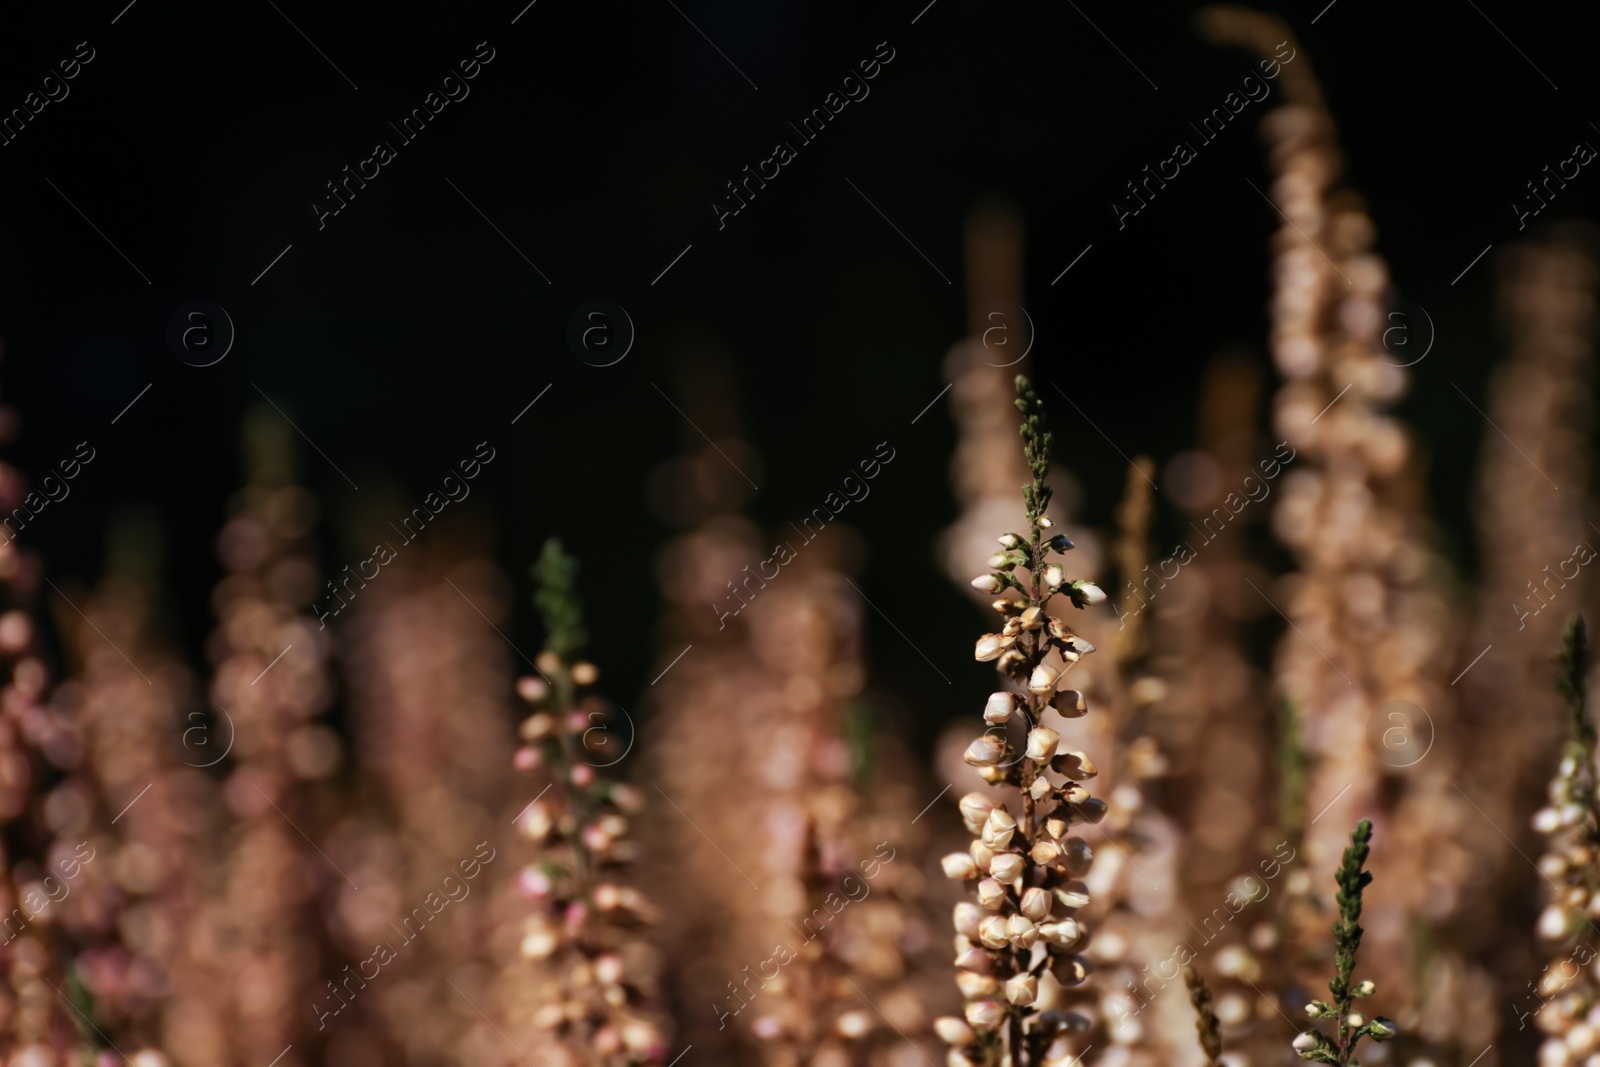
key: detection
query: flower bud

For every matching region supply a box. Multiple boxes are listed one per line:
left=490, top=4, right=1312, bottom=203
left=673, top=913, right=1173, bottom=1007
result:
left=1052, top=751, right=1098, bottom=779
left=1026, top=727, right=1060, bottom=762
left=1020, top=886, right=1052, bottom=921
left=959, top=792, right=997, bottom=823
left=964, top=1000, right=1006, bottom=1032
left=1052, top=689, right=1088, bottom=718
left=517, top=802, right=555, bottom=841
left=1367, top=1017, right=1398, bottom=1040
left=1039, top=917, right=1081, bottom=948
left=571, top=661, right=599, bottom=685
left=1051, top=954, right=1090, bottom=987
left=836, top=1011, right=874, bottom=1039
left=964, top=737, right=1005, bottom=767
left=974, top=635, right=1005, bottom=661
left=1056, top=882, right=1091, bottom=909
left=956, top=971, right=999, bottom=998
left=991, top=598, right=1021, bottom=615
left=1047, top=534, right=1074, bottom=552
left=953, top=903, right=984, bottom=939
left=1018, top=606, right=1045, bottom=630
left=519, top=713, right=557, bottom=741
left=1043, top=564, right=1065, bottom=590
left=982, top=807, right=1017, bottom=849
left=1063, top=838, right=1094, bottom=874
left=934, top=1017, right=976, bottom=1046
left=942, top=853, right=979, bottom=880
left=1072, top=798, right=1108, bottom=824
left=1352, top=980, right=1375, bottom=997
left=989, top=852, right=1024, bottom=883
left=971, top=574, right=1005, bottom=594
left=1030, top=839, right=1062, bottom=866
left=997, top=533, right=1021, bottom=549
left=976, top=878, right=1007, bottom=910
left=979, top=765, right=1009, bottom=784
left=1005, top=973, right=1039, bottom=1006
left=947, top=1051, right=977, bottom=1067
left=977, top=916, right=1010, bottom=950
left=1028, top=663, right=1060, bottom=695
left=970, top=840, right=996, bottom=869
left=1345, top=1013, right=1364, bottom=1028
left=1028, top=776, right=1052, bottom=801
left=1060, top=635, right=1095, bottom=656
left=1292, top=1033, right=1318, bottom=1053
left=1007, top=915, right=1037, bottom=947
left=1538, top=904, right=1571, bottom=940
left=953, top=948, right=992, bottom=973
left=1068, top=580, right=1106, bottom=606
left=983, top=692, right=1016, bottom=724
left=516, top=675, right=549, bottom=703
left=987, top=553, right=1012, bottom=570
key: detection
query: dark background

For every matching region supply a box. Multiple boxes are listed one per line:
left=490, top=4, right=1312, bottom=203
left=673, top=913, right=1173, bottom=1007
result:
left=1, top=0, right=1597, bottom=732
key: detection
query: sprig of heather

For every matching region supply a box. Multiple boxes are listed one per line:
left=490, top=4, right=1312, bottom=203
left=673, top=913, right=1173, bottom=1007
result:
left=1292, top=820, right=1398, bottom=1066
left=508, top=539, right=670, bottom=1065
left=935, top=376, right=1107, bottom=1067
left=1183, top=965, right=1224, bottom=1067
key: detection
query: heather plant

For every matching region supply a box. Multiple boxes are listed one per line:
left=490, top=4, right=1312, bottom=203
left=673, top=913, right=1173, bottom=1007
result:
left=935, top=376, right=1107, bottom=1067
left=1527, top=615, right=1600, bottom=1060
left=501, top=538, right=671, bottom=1065
left=1182, top=820, right=1398, bottom=1066
left=1291, top=819, right=1398, bottom=1065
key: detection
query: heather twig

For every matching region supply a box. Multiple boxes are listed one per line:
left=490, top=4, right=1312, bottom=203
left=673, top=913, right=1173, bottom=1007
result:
left=502, top=539, right=670, bottom=1065
left=1183, top=965, right=1223, bottom=1067
left=1292, top=820, right=1398, bottom=1065
left=936, top=375, right=1107, bottom=1067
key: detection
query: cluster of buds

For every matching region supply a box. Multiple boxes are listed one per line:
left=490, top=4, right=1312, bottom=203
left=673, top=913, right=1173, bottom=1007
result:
left=1528, top=617, right=1600, bottom=1066
left=505, top=540, right=670, bottom=1065
left=936, top=377, right=1106, bottom=1067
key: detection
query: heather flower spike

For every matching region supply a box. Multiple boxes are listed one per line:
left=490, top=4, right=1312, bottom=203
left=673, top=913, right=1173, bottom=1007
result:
left=1530, top=615, right=1600, bottom=1061
left=943, top=376, right=1100, bottom=1067
left=1292, top=819, right=1397, bottom=1065
left=502, top=538, right=671, bottom=1064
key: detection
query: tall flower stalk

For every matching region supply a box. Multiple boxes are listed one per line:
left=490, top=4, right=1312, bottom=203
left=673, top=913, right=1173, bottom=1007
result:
left=1528, top=615, right=1600, bottom=1061
left=937, top=376, right=1106, bottom=1067
left=499, top=539, right=670, bottom=1065
left=1291, top=820, right=1398, bottom=1065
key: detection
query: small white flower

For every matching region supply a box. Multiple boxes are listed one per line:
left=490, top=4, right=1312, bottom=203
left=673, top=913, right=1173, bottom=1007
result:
left=933, top=1017, right=976, bottom=1046
left=964, top=736, right=1005, bottom=767
left=1004, top=973, right=1038, bottom=1006
left=941, top=852, right=978, bottom=879
left=983, top=692, right=1015, bottom=724
left=971, top=574, right=1004, bottom=593
left=1026, top=726, right=1060, bottom=762
left=1028, top=663, right=1060, bottom=694
left=988, top=852, right=1024, bottom=882
left=1071, top=580, right=1107, bottom=605
left=964, top=1000, right=1006, bottom=1031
